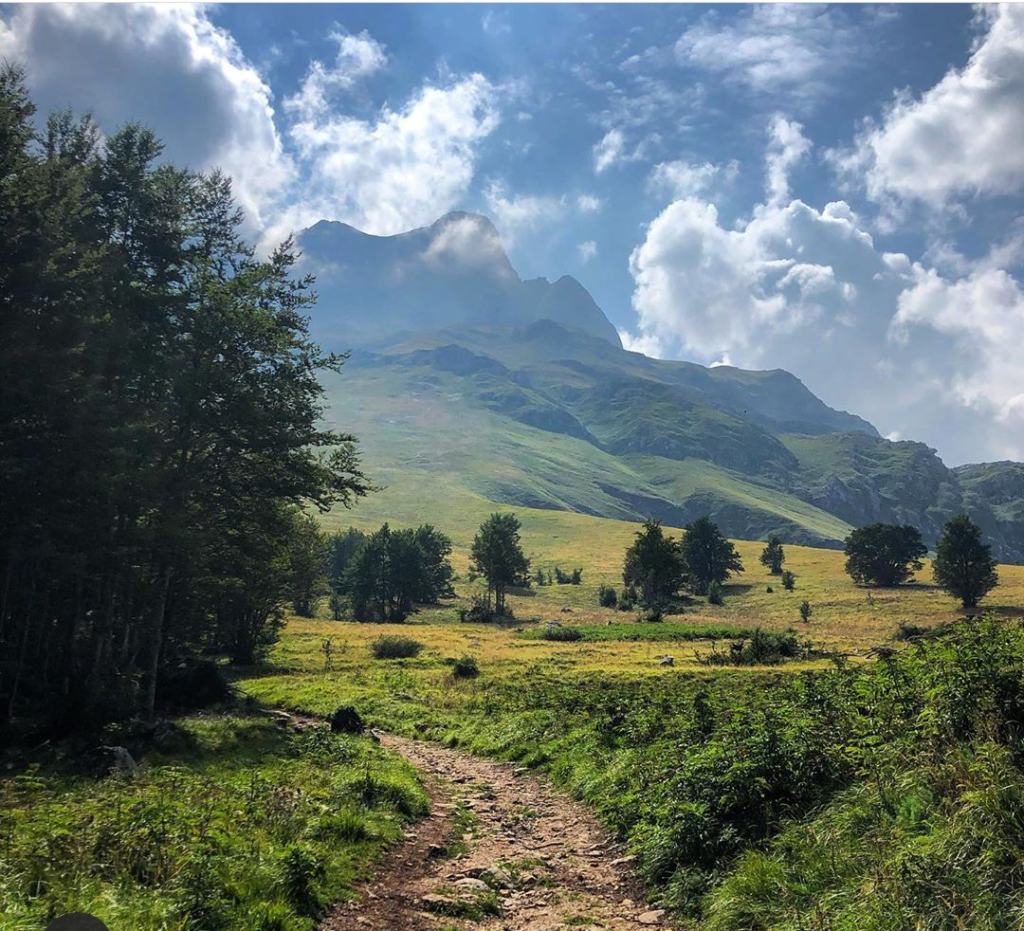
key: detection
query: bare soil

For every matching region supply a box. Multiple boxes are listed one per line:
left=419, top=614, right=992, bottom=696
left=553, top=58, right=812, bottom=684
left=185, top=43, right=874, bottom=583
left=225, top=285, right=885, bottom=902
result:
left=321, top=734, right=668, bottom=931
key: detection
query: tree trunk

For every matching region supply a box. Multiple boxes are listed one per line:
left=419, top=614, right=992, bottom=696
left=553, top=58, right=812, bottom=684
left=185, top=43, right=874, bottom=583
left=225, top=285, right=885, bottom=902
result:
left=143, top=565, right=172, bottom=722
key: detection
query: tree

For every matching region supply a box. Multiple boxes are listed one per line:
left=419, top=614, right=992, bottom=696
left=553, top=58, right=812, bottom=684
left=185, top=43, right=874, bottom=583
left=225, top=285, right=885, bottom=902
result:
left=413, top=525, right=456, bottom=603
left=799, top=600, right=812, bottom=623
left=623, top=519, right=686, bottom=605
left=344, top=524, right=456, bottom=622
left=470, top=513, right=530, bottom=616
left=680, top=517, right=744, bottom=595
left=844, top=523, right=927, bottom=587
left=289, top=514, right=328, bottom=617
left=760, top=536, right=785, bottom=575
left=0, top=71, right=371, bottom=726
left=326, top=528, right=368, bottom=595
left=781, top=570, right=796, bottom=591
left=932, top=515, right=999, bottom=608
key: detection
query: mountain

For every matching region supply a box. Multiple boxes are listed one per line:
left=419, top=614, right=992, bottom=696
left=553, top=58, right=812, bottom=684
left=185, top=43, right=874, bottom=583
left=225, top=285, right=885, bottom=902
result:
left=301, top=212, right=1024, bottom=562
left=298, top=212, right=622, bottom=348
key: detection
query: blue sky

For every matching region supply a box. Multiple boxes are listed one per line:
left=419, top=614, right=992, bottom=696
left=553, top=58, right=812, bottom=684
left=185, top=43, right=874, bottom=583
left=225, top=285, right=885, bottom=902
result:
left=3, top=3, right=1024, bottom=465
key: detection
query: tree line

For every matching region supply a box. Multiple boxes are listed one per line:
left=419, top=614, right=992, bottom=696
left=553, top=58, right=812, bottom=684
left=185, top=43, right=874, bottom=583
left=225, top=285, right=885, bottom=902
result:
left=0, top=67, right=368, bottom=733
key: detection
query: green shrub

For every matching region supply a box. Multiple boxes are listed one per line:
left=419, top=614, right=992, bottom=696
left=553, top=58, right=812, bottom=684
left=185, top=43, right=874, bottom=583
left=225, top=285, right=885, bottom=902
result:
left=598, top=585, right=618, bottom=608
left=799, top=600, right=812, bottom=623
left=450, top=655, right=480, bottom=679
left=781, top=570, right=796, bottom=591
left=701, top=629, right=808, bottom=666
left=707, top=581, right=724, bottom=605
left=540, top=625, right=583, bottom=642
left=370, top=636, right=424, bottom=659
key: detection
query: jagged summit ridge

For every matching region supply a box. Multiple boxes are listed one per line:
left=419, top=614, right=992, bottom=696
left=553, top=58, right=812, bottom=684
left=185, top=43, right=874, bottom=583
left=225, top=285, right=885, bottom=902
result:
left=298, top=211, right=622, bottom=348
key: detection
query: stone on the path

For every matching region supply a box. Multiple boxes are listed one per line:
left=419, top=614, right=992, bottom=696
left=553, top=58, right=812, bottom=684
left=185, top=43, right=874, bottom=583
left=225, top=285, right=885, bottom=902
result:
left=454, top=877, right=490, bottom=892
left=638, top=909, right=666, bottom=924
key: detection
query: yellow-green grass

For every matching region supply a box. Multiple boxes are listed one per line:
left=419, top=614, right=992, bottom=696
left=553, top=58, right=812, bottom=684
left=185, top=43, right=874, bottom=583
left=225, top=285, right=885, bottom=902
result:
left=241, top=507, right=1024, bottom=727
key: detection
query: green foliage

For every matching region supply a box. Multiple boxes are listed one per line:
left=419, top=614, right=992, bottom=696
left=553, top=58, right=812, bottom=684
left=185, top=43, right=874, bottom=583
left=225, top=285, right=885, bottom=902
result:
left=760, top=536, right=785, bottom=575
left=700, top=629, right=809, bottom=666
left=326, top=528, right=369, bottom=596
left=707, top=581, right=724, bottom=605
left=680, top=516, right=744, bottom=595
left=519, top=623, right=758, bottom=643
left=553, top=566, right=583, bottom=585
left=0, top=715, right=424, bottom=931
left=622, top=519, right=686, bottom=604
left=799, top=600, right=812, bottom=623
left=345, top=523, right=455, bottom=622
left=470, top=513, right=530, bottom=616
left=0, top=71, right=369, bottom=725
left=450, top=656, right=480, bottom=679
left=598, top=585, right=618, bottom=608
left=289, top=514, right=328, bottom=618
left=844, top=522, right=927, bottom=587
left=781, top=570, right=796, bottom=591
left=370, top=636, right=424, bottom=660
left=540, top=625, right=583, bottom=642
left=933, top=514, right=999, bottom=608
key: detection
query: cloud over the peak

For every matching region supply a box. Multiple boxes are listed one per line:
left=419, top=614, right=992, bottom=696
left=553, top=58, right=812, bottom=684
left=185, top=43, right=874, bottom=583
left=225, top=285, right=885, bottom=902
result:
left=276, top=71, right=501, bottom=241
left=835, top=5, right=1024, bottom=211
left=284, top=29, right=387, bottom=118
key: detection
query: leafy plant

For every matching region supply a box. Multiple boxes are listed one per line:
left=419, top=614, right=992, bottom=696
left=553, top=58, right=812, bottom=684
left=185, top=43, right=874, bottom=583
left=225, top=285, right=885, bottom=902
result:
left=370, top=636, right=424, bottom=660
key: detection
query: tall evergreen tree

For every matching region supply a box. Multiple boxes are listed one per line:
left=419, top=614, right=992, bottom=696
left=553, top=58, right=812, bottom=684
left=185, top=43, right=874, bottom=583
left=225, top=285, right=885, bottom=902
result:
left=933, top=515, right=999, bottom=608
left=0, top=71, right=370, bottom=727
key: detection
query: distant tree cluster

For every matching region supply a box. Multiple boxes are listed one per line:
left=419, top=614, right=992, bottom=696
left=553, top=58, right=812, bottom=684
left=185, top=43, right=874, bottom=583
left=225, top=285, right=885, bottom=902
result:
left=844, top=524, right=928, bottom=587
left=621, top=516, right=744, bottom=606
left=344, top=524, right=455, bottom=622
left=0, top=67, right=369, bottom=728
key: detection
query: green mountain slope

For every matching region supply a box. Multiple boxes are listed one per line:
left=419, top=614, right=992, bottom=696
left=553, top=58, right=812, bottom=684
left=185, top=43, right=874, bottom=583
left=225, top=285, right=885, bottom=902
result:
left=303, top=214, right=1024, bottom=561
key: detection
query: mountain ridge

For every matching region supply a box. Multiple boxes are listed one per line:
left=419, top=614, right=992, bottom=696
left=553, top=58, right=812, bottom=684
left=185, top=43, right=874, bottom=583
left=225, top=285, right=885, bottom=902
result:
left=301, top=213, right=1024, bottom=562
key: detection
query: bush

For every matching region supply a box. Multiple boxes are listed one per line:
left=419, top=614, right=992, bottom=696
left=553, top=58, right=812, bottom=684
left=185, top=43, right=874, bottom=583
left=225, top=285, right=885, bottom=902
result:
left=619, top=583, right=639, bottom=611
left=799, top=600, right=812, bottom=623
left=450, top=655, right=480, bottom=679
left=701, top=629, right=808, bottom=666
left=707, top=581, right=724, bottom=605
left=329, top=705, right=364, bottom=734
left=370, top=636, right=424, bottom=660
left=781, top=570, right=796, bottom=591
left=598, top=585, right=618, bottom=608
left=459, top=595, right=493, bottom=623
left=541, top=625, right=583, bottom=642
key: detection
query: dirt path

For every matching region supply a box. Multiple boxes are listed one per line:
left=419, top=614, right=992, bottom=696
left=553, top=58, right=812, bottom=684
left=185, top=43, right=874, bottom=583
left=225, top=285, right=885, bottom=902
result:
left=322, top=734, right=667, bottom=931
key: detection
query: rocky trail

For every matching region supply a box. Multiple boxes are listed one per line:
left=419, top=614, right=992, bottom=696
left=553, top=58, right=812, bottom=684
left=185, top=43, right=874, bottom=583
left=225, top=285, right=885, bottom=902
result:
left=321, top=733, right=667, bottom=931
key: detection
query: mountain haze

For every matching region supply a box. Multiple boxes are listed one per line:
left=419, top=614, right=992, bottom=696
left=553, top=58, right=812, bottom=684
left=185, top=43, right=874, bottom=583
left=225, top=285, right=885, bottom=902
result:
left=300, top=213, right=1024, bottom=562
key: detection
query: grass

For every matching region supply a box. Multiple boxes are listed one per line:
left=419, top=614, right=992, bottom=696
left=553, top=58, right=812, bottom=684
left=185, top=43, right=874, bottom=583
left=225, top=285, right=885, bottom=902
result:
left=0, top=713, right=426, bottom=931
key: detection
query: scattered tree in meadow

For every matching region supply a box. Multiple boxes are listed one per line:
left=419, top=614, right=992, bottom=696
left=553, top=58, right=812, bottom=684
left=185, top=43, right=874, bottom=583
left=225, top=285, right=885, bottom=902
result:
left=707, top=580, right=724, bottom=605
left=760, top=536, right=786, bottom=575
left=799, top=600, right=812, bottom=623
left=782, top=570, right=797, bottom=591
left=932, top=515, right=999, bottom=608
left=844, top=523, right=927, bottom=587
left=623, top=519, right=686, bottom=605
left=470, top=513, right=530, bottom=616
left=598, top=585, right=618, bottom=608
left=680, top=517, right=744, bottom=595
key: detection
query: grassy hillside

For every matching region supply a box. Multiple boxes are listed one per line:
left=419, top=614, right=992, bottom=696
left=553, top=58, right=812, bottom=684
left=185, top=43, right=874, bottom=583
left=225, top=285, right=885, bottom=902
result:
left=322, top=323, right=1024, bottom=559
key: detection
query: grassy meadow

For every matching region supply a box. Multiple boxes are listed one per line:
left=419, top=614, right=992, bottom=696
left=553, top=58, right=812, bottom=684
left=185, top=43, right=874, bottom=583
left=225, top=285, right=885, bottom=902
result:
left=238, top=505, right=1024, bottom=928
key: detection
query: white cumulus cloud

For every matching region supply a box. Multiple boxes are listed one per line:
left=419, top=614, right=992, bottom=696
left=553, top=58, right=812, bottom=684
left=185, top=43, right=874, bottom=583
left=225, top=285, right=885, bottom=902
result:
left=834, top=5, right=1024, bottom=212
left=0, top=3, right=293, bottom=231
